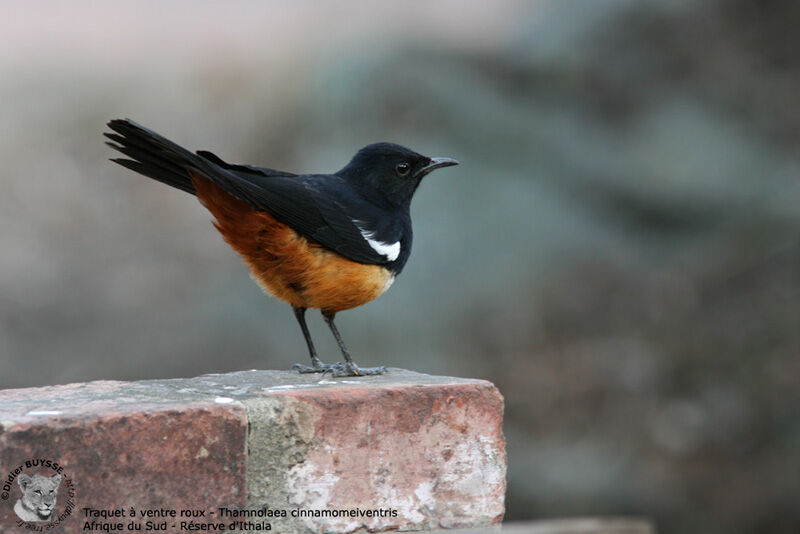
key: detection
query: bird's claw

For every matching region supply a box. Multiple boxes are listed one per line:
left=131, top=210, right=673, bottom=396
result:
left=291, top=362, right=335, bottom=374
left=340, top=364, right=387, bottom=377
left=290, top=361, right=387, bottom=377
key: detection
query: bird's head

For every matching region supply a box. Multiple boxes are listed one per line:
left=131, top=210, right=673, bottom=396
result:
left=337, top=142, right=458, bottom=207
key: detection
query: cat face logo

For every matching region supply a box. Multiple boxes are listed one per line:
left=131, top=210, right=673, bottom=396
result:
left=14, top=473, right=62, bottom=522
left=2, top=459, right=76, bottom=528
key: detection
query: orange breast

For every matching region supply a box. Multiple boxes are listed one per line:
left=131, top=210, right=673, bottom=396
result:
left=192, top=175, right=394, bottom=313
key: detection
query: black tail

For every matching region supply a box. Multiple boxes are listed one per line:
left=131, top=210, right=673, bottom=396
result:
left=105, top=119, right=211, bottom=195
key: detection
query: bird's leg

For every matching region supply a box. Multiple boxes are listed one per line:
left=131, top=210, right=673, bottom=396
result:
left=290, top=307, right=334, bottom=374
left=322, top=311, right=387, bottom=377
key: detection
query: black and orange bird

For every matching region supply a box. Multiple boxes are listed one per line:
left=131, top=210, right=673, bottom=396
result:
left=104, top=119, right=458, bottom=377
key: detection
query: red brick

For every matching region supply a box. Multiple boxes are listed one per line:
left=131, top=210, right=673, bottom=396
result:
left=0, top=380, right=246, bottom=533
left=0, top=370, right=505, bottom=533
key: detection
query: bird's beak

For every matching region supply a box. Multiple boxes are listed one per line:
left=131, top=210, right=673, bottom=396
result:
left=416, top=157, right=459, bottom=178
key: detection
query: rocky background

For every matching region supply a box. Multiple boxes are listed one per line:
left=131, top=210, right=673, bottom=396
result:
left=1, top=1, right=798, bottom=533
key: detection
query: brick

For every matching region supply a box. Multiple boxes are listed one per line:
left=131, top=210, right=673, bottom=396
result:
left=0, top=369, right=505, bottom=533
left=0, top=379, right=248, bottom=533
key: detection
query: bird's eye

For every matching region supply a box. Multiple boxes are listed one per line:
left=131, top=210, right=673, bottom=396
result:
left=396, top=162, right=410, bottom=176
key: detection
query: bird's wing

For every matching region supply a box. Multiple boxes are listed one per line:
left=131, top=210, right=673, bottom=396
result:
left=192, top=152, right=402, bottom=264
left=227, top=173, right=402, bottom=265
left=305, top=177, right=404, bottom=264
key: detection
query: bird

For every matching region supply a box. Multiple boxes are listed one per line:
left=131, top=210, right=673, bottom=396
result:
left=104, top=119, right=458, bottom=377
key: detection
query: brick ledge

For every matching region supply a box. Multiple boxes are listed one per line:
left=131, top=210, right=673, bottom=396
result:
left=0, top=369, right=506, bottom=534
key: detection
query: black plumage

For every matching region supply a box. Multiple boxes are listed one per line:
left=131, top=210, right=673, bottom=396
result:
left=106, top=119, right=455, bottom=274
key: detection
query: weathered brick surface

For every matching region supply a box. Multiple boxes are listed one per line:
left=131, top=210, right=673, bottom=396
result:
left=0, top=370, right=505, bottom=533
left=251, top=379, right=505, bottom=532
left=0, top=380, right=248, bottom=533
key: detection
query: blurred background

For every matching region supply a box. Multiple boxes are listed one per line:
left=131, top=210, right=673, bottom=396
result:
left=1, top=1, right=799, bottom=532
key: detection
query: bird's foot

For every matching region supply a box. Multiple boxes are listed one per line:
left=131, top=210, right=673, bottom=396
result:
left=336, top=362, right=388, bottom=377
left=291, top=361, right=337, bottom=374
left=290, top=361, right=387, bottom=377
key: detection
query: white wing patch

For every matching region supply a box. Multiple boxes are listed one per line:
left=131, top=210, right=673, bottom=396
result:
left=354, top=220, right=401, bottom=261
